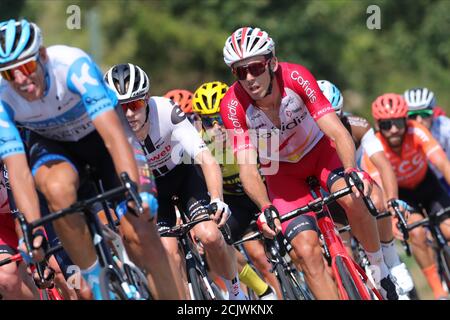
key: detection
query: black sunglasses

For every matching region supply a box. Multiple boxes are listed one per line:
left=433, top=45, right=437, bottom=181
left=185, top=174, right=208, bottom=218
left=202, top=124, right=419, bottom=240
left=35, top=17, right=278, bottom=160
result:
left=378, top=118, right=406, bottom=131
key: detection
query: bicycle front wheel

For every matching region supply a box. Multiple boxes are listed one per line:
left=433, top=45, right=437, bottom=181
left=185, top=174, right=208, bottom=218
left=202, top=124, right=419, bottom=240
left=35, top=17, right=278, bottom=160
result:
left=99, top=268, right=128, bottom=300
left=335, top=256, right=362, bottom=300
left=275, top=264, right=298, bottom=300
left=123, top=263, right=152, bottom=300
left=188, top=267, right=211, bottom=300
left=438, top=245, right=450, bottom=290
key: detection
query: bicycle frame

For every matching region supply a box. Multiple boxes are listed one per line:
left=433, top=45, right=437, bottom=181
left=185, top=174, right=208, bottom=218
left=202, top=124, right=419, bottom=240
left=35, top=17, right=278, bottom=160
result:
left=18, top=172, right=146, bottom=300
left=307, top=177, right=382, bottom=300
left=160, top=214, right=218, bottom=300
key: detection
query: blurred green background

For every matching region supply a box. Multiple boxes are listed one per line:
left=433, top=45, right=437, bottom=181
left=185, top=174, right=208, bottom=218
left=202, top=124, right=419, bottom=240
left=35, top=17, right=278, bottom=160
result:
left=3, top=0, right=450, bottom=122
left=3, top=0, right=448, bottom=299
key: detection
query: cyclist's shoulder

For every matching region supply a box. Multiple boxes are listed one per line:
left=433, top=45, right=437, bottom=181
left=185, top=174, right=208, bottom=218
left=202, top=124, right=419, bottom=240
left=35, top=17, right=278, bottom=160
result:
left=47, top=45, right=91, bottom=68
left=220, top=83, right=250, bottom=113
left=150, top=96, right=190, bottom=127
left=407, top=120, right=436, bottom=143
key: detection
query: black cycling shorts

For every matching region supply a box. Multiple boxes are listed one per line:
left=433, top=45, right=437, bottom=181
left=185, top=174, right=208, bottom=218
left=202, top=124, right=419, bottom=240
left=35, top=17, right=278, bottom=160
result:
left=27, top=130, right=122, bottom=202
left=155, top=164, right=210, bottom=230
left=400, top=167, right=450, bottom=219
left=224, top=194, right=259, bottom=243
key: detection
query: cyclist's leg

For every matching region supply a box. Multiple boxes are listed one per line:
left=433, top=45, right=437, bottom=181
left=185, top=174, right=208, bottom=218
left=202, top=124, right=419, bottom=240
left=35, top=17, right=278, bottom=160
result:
left=318, top=138, right=397, bottom=298
left=157, top=212, right=189, bottom=300
left=241, top=240, right=282, bottom=299
left=68, top=130, right=183, bottom=300
left=180, top=165, right=243, bottom=299
left=265, top=168, right=338, bottom=299
left=0, top=219, right=38, bottom=299
left=401, top=171, right=449, bottom=298
left=225, top=194, right=280, bottom=298
left=27, top=133, right=98, bottom=273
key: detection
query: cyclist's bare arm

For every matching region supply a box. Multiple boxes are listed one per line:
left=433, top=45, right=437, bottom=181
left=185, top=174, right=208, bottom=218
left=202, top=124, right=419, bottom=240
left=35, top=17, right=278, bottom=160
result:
left=316, top=113, right=357, bottom=170
left=4, top=154, right=41, bottom=223
left=369, top=151, right=398, bottom=201
left=195, top=149, right=223, bottom=201
left=92, top=109, right=140, bottom=185
left=237, top=148, right=271, bottom=209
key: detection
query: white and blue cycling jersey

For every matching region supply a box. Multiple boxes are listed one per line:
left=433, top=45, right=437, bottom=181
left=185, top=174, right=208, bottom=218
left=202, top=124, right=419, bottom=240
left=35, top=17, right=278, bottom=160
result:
left=0, top=45, right=118, bottom=159
left=431, top=115, right=450, bottom=159
left=429, top=115, right=450, bottom=190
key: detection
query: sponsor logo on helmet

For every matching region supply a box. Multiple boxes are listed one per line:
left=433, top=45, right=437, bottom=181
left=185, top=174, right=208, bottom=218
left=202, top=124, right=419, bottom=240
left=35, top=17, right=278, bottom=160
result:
left=290, top=71, right=317, bottom=103
left=171, top=105, right=187, bottom=125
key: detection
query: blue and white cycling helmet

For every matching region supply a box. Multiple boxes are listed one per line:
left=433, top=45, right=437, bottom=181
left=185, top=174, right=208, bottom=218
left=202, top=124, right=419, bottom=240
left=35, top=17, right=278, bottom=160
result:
left=317, top=80, right=344, bottom=116
left=0, top=19, right=42, bottom=68
left=403, top=87, right=436, bottom=111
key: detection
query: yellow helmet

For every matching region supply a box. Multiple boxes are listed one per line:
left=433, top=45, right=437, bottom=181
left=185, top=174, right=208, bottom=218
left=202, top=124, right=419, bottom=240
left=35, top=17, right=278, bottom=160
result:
left=192, top=81, right=229, bottom=115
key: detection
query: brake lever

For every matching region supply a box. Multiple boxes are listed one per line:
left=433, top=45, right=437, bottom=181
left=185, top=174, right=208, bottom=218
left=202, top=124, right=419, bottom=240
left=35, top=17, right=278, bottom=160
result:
left=120, top=172, right=143, bottom=215
left=348, top=171, right=378, bottom=216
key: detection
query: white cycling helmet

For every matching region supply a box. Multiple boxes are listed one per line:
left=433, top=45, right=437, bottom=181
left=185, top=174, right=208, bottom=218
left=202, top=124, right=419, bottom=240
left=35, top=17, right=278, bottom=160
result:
left=403, top=87, right=436, bottom=111
left=317, top=80, right=344, bottom=116
left=0, top=19, right=43, bottom=68
left=104, top=63, right=150, bottom=102
left=223, top=27, right=275, bottom=67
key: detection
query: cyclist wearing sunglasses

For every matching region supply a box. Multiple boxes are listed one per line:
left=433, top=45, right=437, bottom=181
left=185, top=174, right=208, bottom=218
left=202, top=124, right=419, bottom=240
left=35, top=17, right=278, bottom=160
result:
left=220, top=26, right=398, bottom=300
left=192, top=81, right=280, bottom=300
left=371, top=93, right=450, bottom=299
left=318, top=80, right=414, bottom=298
left=105, top=64, right=248, bottom=300
left=405, top=87, right=450, bottom=194
left=0, top=19, right=182, bottom=300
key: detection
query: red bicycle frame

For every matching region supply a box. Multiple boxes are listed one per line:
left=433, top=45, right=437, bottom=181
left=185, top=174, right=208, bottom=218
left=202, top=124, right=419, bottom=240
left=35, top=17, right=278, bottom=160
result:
left=0, top=252, right=64, bottom=300
left=310, top=180, right=382, bottom=300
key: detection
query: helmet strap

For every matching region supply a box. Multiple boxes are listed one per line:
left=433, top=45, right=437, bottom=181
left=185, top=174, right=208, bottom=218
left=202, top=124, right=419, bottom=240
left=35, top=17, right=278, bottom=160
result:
left=139, top=103, right=150, bottom=131
left=263, top=67, right=274, bottom=98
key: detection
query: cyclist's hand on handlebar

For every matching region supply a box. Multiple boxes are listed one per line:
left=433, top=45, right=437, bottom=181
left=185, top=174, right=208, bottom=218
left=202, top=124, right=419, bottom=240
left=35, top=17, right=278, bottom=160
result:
left=256, top=205, right=282, bottom=239
left=344, top=168, right=373, bottom=197
left=209, top=198, right=231, bottom=228
left=18, top=227, right=47, bottom=264
left=387, top=199, right=411, bottom=221
left=391, top=217, right=405, bottom=241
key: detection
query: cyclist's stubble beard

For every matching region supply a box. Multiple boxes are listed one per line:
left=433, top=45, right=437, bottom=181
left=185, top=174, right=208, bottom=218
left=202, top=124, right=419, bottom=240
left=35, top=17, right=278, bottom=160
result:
left=383, top=128, right=406, bottom=151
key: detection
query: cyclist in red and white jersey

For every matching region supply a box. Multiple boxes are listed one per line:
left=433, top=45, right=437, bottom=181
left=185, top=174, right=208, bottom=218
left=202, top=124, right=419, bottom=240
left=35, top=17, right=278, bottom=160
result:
left=219, top=27, right=398, bottom=300
left=0, top=163, right=39, bottom=299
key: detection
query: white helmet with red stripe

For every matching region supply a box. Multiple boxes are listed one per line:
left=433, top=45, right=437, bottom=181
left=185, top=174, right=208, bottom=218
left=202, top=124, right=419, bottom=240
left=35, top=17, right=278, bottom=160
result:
left=223, top=27, right=275, bottom=67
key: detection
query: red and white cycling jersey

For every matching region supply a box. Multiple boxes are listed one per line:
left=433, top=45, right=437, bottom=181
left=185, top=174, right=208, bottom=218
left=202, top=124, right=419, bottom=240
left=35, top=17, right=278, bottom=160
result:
left=220, top=62, right=334, bottom=163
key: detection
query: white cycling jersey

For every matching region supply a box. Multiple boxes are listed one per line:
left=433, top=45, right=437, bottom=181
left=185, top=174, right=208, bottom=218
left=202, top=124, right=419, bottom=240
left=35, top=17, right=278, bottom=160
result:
left=139, top=96, right=207, bottom=177
left=356, top=127, right=384, bottom=160
left=430, top=115, right=450, bottom=179
left=0, top=45, right=117, bottom=159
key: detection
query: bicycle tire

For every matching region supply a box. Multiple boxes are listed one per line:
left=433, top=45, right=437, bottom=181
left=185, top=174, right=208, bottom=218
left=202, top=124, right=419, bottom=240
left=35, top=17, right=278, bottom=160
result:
left=274, top=263, right=297, bottom=300
left=188, top=266, right=207, bottom=300
left=290, top=269, right=314, bottom=300
left=123, top=263, right=152, bottom=300
left=99, top=268, right=128, bottom=300
left=335, top=256, right=362, bottom=300
left=438, top=245, right=450, bottom=289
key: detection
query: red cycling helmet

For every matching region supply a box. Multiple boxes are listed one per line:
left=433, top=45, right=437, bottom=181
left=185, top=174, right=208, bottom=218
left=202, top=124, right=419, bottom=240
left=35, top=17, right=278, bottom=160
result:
left=371, top=93, right=408, bottom=120
left=164, top=89, right=193, bottom=114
